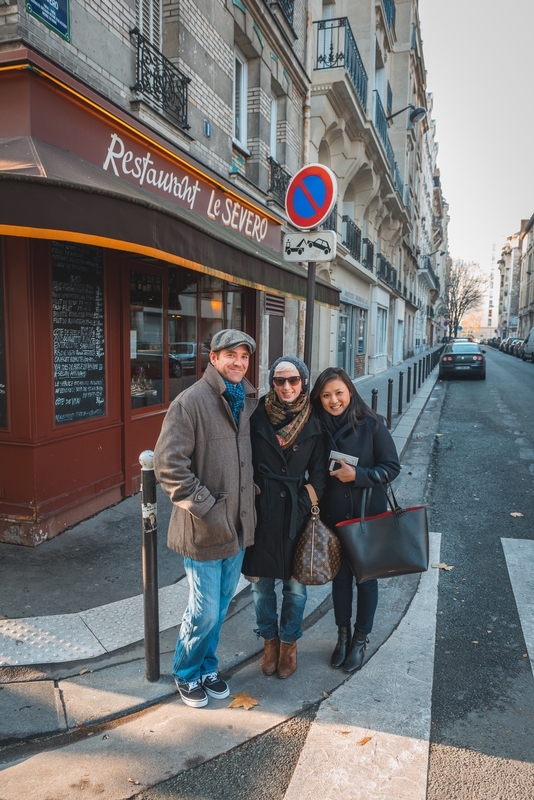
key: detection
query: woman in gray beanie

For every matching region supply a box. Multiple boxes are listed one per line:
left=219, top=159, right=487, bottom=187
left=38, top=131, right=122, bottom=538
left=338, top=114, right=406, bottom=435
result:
left=242, top=356, right=327, bottom=678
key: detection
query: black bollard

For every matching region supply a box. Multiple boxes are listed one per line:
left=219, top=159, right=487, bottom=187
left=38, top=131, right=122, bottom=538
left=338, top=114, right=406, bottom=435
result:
left=139, top=450, right=160, bottom=683
left=371, top=388, right=378, bottom=412
left=418, top=359, right=422, bottom=388
left=406, top=366, right=411, bottom=404
left=386, top=378, right=393, bottom=429
left=413, top=362, right=417, bottom=395
left=398, top=372, right=404, bottom=415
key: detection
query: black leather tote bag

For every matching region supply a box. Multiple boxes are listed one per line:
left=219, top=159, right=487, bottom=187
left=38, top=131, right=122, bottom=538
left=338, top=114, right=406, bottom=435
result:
left=335, top=481, right=429, bottom=583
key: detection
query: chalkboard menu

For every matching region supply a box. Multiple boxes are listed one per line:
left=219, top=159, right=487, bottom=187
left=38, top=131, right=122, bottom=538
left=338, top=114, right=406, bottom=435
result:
left=52, top=242, right=105, bottom=424
left=0, top=247, right=6, bottom=429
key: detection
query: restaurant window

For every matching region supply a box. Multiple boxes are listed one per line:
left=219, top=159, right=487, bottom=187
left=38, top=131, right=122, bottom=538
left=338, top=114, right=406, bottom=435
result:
left=357, top=308, right=367, bottom=354
left=0, top=245, right=6, bottom=428
left=168, top=268, right=198, bottom=401
left=130, top=271, right=163, bottom=409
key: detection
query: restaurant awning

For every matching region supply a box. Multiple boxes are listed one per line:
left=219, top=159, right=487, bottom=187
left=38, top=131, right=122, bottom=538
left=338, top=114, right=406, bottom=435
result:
left=0, top=136, right=339, bottom=307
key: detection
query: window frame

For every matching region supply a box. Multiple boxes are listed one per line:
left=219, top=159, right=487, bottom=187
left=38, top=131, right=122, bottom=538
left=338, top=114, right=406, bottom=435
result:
left=233, top=49, right=248, bottom=150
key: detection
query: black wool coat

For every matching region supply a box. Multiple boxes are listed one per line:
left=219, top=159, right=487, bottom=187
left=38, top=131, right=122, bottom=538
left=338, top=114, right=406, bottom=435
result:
left=319, top=414, right=401, bottom=529
left=242, top=397, right=328, bottom=581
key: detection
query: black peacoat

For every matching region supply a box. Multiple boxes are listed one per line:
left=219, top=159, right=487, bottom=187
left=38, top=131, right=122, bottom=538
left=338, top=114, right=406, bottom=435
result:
left=319, top=415, right=401, bottom=529
left=242, top=397, right=328, bottom=581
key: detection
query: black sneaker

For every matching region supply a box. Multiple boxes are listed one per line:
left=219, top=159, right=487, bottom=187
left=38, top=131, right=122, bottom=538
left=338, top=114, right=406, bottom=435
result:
left=202, top=672, right=230, bottom=699
left=175, top=678, right=208, bottom=708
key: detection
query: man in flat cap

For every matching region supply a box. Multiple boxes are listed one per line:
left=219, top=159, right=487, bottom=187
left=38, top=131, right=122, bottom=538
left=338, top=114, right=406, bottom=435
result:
left=155, top=329, right=257, bottom=708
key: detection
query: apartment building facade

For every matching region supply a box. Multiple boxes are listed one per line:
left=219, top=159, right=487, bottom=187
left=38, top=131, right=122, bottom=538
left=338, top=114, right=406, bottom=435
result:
left=0, top=0, right=445, bottom=545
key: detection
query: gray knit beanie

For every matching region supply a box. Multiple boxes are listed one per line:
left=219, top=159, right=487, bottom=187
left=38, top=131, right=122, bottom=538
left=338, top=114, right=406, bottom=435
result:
left=268, top=356, right=310, bottom=394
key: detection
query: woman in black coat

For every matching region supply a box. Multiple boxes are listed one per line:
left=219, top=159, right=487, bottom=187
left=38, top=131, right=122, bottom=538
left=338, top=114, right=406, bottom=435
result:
left=242, top=356, right=327, bottom=679
left=311, top=367, right=400, bottom=673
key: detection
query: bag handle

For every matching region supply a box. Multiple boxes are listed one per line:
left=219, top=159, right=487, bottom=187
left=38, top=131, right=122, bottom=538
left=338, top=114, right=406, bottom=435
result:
left=360, top=475, right=403, bottom=529
left=304, top=483, right=320, bottom=516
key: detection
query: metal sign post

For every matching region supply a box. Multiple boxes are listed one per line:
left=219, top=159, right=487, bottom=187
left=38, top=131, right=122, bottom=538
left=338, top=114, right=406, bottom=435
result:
left=284, top=164, right=338, bottom=371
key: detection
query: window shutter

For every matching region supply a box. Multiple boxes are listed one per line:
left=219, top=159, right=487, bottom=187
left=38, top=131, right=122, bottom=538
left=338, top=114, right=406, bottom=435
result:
left=137, top=0, right=162, bottom=48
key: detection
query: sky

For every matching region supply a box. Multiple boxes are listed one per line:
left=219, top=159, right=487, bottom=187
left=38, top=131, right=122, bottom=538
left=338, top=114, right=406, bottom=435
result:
left=418, top=0, right=534, bottom=271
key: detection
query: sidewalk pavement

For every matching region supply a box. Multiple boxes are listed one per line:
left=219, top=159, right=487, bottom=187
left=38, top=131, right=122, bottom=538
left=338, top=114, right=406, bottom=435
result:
left=0, top=348, right=443, bottom=799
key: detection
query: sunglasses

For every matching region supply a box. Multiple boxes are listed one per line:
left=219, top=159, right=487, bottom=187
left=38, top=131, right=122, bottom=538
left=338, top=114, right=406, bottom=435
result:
left=273, top=376, right=302, bottom=386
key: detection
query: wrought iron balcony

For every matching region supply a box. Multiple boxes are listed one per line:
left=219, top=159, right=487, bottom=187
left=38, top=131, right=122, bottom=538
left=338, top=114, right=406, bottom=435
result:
left=268, top=157, right=292, bottom=206
left=373, top=91, right=395, bottom=172
left=131, top=29, right=190, bottom=130
left=404, top=188, right=413, bottom=218
left=419, top=255, right=441, bottom=294
left=376, top=253, right=387, bottom=281
left=314, top=18, right=368, bottom=111
left=277, top=0, right=294, bottom=26
left=362, top=238, right=374, bottom=271
left=341, top=216, right=362, bottom=262
left=394, top=162, right=404, bottom=199
left=323, top=202, right=338, bottom=233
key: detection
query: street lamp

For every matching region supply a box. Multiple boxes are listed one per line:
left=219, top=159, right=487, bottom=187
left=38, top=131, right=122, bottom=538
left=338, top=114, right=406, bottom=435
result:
left=386, top=104, right=427, bottom=124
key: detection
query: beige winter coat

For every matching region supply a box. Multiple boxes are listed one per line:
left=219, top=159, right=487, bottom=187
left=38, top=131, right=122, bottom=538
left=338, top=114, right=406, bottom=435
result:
left=154, top=364, right=258, bottom=561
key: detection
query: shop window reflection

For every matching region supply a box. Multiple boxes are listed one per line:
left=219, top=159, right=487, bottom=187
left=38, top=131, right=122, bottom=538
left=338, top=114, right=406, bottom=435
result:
left=168, top=268, right=199, bottom=401
left=200, top=275, right=224, bottom=374
left=130, top=271, right=163, bottom=409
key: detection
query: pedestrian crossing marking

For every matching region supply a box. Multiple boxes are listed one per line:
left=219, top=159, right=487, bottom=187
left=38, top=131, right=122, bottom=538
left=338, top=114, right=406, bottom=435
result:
left=501, top=538, right=534, bottom=679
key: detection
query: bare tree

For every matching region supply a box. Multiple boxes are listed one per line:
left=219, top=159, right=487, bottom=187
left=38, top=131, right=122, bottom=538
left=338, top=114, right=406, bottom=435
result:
left=446, top=261, right=487, bottom=338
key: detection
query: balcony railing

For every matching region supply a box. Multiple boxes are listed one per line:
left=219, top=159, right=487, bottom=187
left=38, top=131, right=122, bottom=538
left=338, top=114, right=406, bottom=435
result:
left=404, top=188, right=413, bottom=218
left=314, top=18, right=368, bottom=111
left=373, top=91, right=395, bottom=172
left=268, top=157, right=292, bottom=205
left=382, top=0, right=396, bottom=32
left=377, top=253, right=387, bottom=281
left=420, top=255, right=441, bottom=294
left=394, top=163, right=404, bottom=198
left=362, top=238, right=374, bottom=271
left=277, top=0, right=295, bottom=27
left=341, top=216, right=362, bottom=262
left=323, top=202, right=338, bottom=233
left=131, top=29, right=190, bottom=130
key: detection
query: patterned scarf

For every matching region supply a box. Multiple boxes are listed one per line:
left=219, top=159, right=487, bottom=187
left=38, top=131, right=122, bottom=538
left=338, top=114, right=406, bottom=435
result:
left=264, top=390, right=311, bottom=450
left=223, top=379, right=245, bottom=425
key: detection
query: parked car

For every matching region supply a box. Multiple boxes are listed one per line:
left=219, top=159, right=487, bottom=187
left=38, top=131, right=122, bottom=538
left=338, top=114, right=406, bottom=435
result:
left=522, top=327, right=534, bottom=362
left=439, top=342, right=486, bottom=380
left=169, top=342, right=210, bottom=374
left=504, top=337, right=522, bottom=354
left=512, top=339, right=526, bottom=358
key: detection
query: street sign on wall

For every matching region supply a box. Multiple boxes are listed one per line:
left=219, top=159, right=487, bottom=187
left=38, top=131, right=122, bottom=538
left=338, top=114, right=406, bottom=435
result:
left=27, top=0, right=70, bottom=41
left=283, top=230, right=337, bottom=262
left=285, top=164, right=338, bottom=230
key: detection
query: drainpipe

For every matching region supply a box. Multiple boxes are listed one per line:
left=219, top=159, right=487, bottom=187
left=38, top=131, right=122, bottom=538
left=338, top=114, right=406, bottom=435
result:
left=302, top=0, right=313, bottom=166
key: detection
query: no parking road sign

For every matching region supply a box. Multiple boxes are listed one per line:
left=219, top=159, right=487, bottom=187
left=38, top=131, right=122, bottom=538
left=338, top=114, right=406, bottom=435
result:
left=285, top=164, right=338, bottom=230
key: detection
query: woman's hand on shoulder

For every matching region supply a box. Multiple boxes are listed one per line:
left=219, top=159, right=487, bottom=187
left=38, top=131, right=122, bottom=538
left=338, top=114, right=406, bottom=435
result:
left=329, top=461, right=357, bottom=483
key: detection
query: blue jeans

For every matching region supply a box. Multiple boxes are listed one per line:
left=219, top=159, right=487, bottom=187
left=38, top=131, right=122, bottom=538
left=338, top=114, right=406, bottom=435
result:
left=173, top=549, right=244, bottom=684
left=250, top=577, right=307, bottom=643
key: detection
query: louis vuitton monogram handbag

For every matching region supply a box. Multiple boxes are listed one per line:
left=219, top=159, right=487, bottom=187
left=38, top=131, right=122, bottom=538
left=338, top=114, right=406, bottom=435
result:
left=292, top=484, right=342, bottom=585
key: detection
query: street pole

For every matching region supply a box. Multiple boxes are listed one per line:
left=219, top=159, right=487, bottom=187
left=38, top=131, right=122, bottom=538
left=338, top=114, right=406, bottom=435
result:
left=303, top=260, right=316, bottom=371
left=139, top=449, right=160, bottom=683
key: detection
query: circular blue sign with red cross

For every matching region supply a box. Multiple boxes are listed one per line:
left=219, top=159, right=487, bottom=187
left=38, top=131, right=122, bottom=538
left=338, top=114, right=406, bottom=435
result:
left=285, top=164, right=338, bottom=230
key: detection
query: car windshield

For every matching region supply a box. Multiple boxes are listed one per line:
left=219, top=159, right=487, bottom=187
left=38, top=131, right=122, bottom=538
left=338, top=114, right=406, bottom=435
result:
left=171, top=343, right=194, bottom=354
left=446, top=344, right=481, bottom=353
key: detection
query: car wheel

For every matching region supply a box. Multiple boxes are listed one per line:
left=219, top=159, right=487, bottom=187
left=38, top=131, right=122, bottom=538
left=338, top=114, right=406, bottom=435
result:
left=172, top=361, right=183, bottom=378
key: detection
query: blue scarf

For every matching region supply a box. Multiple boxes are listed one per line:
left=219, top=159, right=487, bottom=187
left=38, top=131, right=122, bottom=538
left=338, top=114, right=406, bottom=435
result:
left=223, top=379, right=245, bottom=425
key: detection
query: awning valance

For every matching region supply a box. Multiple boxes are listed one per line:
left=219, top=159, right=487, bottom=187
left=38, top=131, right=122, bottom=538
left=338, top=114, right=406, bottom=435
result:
left=0, top=137, right=339, bottom=307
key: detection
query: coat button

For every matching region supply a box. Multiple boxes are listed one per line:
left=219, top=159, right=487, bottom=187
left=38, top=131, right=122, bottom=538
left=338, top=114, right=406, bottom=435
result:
left=280, top=491, right=286, bottom=497
left=281, top=467, right=287, bottom=474
left=344, top=492, right=349, bottom=498
left=241, top=461, right=245, bottom=467
left=241, top=511, right=246, bottom=516
left=292, top=445, right=299, bottom=451
left=241, top=486, right=245, bottom=492
left=346, top=514, right=351, bottom=519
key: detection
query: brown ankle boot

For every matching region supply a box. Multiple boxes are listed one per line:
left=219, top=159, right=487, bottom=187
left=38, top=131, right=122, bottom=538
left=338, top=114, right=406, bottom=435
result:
left=261, top=636, right=280, bottom=675
left=277, top=641, right=297, bottom=679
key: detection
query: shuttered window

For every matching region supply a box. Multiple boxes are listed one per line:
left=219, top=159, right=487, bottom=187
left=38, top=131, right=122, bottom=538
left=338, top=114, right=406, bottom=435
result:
left=137, top=0, right=162, bottom=48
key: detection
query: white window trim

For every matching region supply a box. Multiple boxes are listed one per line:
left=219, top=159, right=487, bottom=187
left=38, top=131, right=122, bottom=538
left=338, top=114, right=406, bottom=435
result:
left=377, top=306, right=388, bottom=354
left=269, top=94, right=278, bottom=159
left=233, top=49, right=248, bottom=150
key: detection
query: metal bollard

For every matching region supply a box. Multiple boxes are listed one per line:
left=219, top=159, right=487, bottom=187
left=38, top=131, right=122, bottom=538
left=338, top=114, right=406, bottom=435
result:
left=398, top=372, right=404, bottom=415
left=421, top=357, right=425, bottom=383
left=428, top=353, right=431, bottom=374
left=139, top=450, right=160, bottom=683
left=386, top=378, right=393, bottom=429
left=371, top=388, right=378, bottom=412
left=418, top=359, right=422, bottom=388
left=413, top=362, right=417, bottom=395
left=406, top=366, right=411, bottom=404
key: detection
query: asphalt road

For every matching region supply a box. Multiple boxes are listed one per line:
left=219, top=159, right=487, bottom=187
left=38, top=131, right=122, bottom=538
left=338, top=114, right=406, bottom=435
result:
left=427, top=347, right=534, bottom=798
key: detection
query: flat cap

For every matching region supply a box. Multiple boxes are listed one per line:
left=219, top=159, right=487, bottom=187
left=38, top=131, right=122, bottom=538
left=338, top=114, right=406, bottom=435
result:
left=210, top=328, right=256, bottom=354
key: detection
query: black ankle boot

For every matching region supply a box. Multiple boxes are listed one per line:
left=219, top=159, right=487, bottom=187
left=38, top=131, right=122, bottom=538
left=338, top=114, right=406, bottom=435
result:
left=342, top=630, right=369, bottom=674
left=330, top=626, right=350, bottom=668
